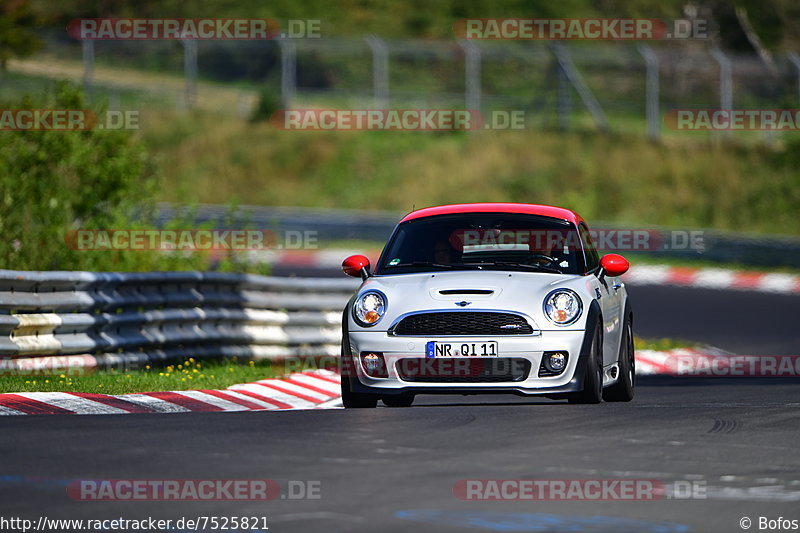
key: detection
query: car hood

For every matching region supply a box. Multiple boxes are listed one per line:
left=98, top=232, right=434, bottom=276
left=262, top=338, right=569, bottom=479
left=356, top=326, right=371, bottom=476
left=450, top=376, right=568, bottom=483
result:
left=355, top=270, right=592, bottom=331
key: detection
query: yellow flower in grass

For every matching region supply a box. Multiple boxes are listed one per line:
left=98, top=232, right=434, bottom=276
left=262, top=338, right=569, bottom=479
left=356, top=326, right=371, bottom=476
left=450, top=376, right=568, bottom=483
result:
left=59, top=374, right=66, bottom=378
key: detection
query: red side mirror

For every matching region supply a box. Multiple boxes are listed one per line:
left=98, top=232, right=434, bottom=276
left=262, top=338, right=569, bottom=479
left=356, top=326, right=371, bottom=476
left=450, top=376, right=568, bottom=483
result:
left=342, top=255, right=371, bottom=278
left=600, top=254, right=629, bottom=277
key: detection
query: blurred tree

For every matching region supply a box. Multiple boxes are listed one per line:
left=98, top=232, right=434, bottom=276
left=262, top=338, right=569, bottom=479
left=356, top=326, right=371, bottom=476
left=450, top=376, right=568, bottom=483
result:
left=0, top=0, right=42, bottom=70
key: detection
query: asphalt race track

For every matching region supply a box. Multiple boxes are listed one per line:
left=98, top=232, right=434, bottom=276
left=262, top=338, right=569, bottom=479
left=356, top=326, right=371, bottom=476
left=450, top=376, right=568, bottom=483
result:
left=627, top=285, right=800, bottom=356
left=1, top=378, right=799, bottom=533
left=1, top=269, right=798, bottom=533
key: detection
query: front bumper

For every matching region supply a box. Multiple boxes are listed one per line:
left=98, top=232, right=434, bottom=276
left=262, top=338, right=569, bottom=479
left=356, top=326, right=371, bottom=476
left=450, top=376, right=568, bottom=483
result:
left=345, top=329, right=589, bottom=396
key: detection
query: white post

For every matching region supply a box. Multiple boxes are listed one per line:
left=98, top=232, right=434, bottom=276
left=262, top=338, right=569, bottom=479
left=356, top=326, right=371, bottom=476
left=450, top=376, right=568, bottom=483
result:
left=365, top=35, right=389, bottom=109
left=638, top=44, right=660, bottom=141
left=278, top=38, right=297, bottom=110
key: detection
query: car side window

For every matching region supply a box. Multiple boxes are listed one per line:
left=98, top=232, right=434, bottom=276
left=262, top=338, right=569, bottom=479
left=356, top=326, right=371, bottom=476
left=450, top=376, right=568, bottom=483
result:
left=579, top=223, right=600, bottom=272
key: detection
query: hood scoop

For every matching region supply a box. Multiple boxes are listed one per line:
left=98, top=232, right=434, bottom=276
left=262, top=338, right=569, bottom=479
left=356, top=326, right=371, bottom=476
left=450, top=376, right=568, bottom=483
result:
left=437, top=289, right=494, bottom=296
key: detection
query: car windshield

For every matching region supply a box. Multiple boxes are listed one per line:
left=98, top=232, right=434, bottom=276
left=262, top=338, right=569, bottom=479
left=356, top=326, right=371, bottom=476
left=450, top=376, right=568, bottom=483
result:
left=376, top=213, right=586, bottom=275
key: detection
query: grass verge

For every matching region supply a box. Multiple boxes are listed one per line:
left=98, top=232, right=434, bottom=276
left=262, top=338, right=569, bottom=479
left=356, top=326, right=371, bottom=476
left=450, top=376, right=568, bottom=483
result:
left=139, top=111, right=800, bottom=237
left=0, top=358, right=281, bottom=395
left=634, top=337, right=700, bottom=351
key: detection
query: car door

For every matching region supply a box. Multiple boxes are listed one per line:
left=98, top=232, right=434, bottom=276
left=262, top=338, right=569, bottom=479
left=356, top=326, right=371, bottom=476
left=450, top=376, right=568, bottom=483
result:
left=579, top=223, right=621, bottom=367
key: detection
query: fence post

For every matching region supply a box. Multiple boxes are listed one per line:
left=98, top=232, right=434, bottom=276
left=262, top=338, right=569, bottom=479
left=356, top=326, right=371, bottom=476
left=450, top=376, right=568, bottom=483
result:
left=556, top=61, right=570, bottom=130
left=710, top=48, right=732, bottom=138
left=81, top=39, right=94, bottom=102
left=365, top=35, right=389, bottom=109
left=459, top=40, right=481, bottom=114
left=550, top=42, right=609, bottom=132
left=278, top=38, right=297, bottom=110
left=788, top=52, right=800, bottom=106
left=181, top=39, right=198, bottom=110
left=638, top=44, right=660, bottom=141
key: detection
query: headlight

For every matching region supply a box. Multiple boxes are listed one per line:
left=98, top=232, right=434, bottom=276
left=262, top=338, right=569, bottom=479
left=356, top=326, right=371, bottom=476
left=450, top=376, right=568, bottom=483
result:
left=543, top=289, right=582, bottom=325
left=354, top=290, right=387, bottom=327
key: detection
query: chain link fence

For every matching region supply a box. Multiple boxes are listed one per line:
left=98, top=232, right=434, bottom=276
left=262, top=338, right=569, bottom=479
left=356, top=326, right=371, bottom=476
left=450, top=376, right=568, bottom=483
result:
left=5, top=31, right=800, bottom=140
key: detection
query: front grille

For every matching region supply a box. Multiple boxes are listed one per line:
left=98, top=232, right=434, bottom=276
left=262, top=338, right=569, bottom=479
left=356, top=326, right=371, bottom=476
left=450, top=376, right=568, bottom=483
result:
left=392, top=312, right=533, bottom=336
left=395, top=358, right=531, bottom=383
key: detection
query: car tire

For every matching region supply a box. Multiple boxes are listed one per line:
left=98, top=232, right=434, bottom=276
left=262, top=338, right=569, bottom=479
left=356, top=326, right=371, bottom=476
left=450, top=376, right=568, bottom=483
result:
left=340, top=335, right=377, bottom=409
left=568, top=320, right=603, bottom=404
left=382, top=394, right=414, bottom=408
left=603, top=317, right=635, bottom=402
left=341, top=376, right=378, bottom=408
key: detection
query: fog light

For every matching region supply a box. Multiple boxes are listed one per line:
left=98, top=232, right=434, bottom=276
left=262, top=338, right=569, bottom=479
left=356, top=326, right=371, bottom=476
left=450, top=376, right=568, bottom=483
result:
left=539, top=351, right=568, bottom=377
left=547, top=352, right=567, bottom=372
left=360, top=352, right=388, bottom=378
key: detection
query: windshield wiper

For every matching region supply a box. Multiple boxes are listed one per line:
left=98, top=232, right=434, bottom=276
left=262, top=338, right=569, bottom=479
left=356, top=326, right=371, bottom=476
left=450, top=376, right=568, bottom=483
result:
left=464, top=261, right=563, bottom=274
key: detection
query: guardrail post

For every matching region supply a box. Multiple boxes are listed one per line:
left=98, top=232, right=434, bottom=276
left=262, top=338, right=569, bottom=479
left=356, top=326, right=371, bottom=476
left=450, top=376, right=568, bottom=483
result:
left=458, top=40, right=481, bottom=114
left=638, top=44, right=660, bottom=141
left=278, top=38, right=297, bottom=110
left=710, top=48, right=732, bottom=138
left=365, top=35, right=389, bottom=109
left=181, top=38, right=198, bottom=110
left=81, top=39, right=94, bottom=102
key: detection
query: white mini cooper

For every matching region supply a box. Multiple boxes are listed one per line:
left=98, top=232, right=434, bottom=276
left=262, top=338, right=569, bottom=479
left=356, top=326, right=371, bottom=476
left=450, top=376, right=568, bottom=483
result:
left=340, top=203, right=633, bottom=408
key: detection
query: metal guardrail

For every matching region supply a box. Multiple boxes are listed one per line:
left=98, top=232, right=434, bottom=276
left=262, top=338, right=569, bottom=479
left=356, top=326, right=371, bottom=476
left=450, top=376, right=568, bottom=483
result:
left=0, top=270, right=359, bottom=372
left=158, top=204, right=800, bottom=269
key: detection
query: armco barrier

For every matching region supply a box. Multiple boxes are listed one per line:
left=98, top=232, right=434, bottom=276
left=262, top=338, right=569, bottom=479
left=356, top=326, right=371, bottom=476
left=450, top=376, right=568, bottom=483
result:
left=0, top=270, right=359, bottom=372
left=159, top=203, right=800, bottom=269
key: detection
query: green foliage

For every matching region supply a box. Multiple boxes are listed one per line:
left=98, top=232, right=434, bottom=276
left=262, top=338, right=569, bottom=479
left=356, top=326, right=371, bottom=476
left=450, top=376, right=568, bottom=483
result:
left=250, top=87, right=281, bottom=124
left=0, top=0, right=42, bottom=69
left=24, top=0, right=800, bottom=50
left=0, top=81, right=258, bottom=273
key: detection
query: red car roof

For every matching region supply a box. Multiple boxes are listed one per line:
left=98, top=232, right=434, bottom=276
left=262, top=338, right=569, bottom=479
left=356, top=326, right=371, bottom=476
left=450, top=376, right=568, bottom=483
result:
left=400, top=203, right=585, bottom=225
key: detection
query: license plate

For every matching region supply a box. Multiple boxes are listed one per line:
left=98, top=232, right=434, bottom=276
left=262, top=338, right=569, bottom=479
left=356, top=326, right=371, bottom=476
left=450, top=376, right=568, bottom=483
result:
left=426, top=341, right=498, bottom=358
